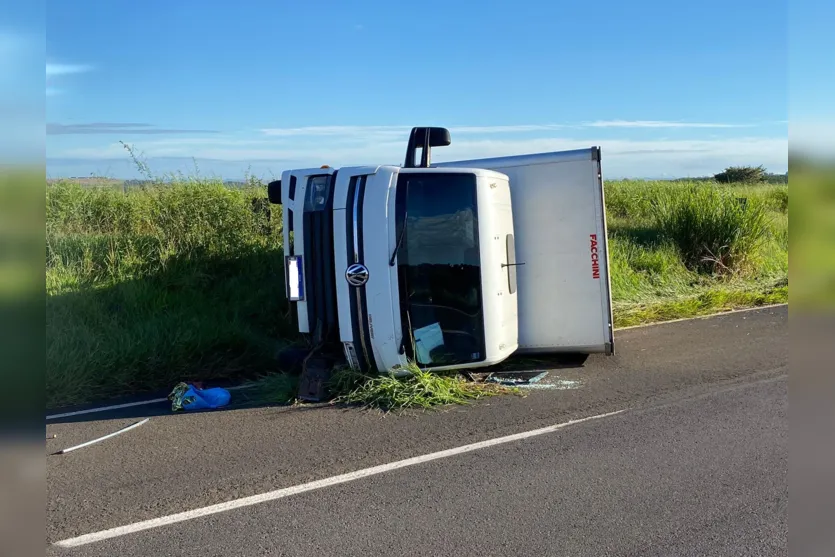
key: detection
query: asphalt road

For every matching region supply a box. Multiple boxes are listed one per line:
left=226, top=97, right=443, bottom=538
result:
left=46, top=305, right=788, bottom=556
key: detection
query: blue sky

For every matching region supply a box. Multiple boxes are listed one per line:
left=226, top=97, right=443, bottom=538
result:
left=38, top=0, right=794, bottom=179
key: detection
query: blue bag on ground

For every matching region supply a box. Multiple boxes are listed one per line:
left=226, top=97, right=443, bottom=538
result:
left=168, top=382, right=231, bottom=411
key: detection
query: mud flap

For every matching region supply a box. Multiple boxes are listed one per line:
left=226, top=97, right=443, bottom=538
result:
left=297, top=357, right=333, bottom=402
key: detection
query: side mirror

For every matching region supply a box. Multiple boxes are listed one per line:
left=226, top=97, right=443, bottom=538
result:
left=404, top=127, right=452, bottom=168
left=267, top=179, right=282, bottom=205
left=413, top=127, right=452, bottom=148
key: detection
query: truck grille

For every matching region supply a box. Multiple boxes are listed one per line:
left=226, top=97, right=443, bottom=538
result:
left=302, top=173, right=338, bottom=343
left=345, top=175, right=374, bottom=371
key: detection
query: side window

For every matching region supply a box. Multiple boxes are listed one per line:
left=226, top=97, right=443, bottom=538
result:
left=395, top=173, right=485, bottom=366
left=402, top=176, right=481, bottom=316
left=506, top=234, right=517, bottom=294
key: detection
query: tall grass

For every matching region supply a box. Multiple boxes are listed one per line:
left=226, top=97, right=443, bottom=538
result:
left=46, top=179, right=292, bottom=408
left=650, top=184, right=771, bottom=275
left=45, top=177, right=789, bottom=409
left=605, top=179, right=788, bottom=327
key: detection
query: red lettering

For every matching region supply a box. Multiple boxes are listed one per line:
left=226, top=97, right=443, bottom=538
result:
left=590, top=234, right=600, bottom=279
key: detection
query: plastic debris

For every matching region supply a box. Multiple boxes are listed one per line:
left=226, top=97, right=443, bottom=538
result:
left=514, top=380, right=582, bottom=390
left=168, top=382, right=231, bottom=412
left=485, top=372, right=582, bottom=390
left=485, top=371, right=549, bottom=386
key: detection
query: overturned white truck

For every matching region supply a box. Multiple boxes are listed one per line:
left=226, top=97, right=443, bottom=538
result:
left=267, top=127, right=614, bottom=393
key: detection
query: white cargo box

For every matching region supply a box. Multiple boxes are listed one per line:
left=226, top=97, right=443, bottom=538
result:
left=437, top=147, right=614, bottom=354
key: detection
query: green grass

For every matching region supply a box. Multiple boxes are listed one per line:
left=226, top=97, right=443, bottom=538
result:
left=605, top=179, right=788, bottom=328
left=235, top=372, right=300, bottom=406
left=46, top=179, right=293, bottom=408
left=328, top=363, right=519, bottom=412
left=650, top=184, right=772, bottom=275
left=613, top=282, right=788, bottom=328
left=45, top=176, right=789, bottom=410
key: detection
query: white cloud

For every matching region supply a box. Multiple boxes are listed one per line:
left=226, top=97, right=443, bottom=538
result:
left=51, top=132, right=788, bottom=178
left=260, top=125, right=407, bottom=137
left=444, top=136, right=787, bottom=177
left=117, top=136, right=272, bottom=147
left=46, top=63, right=93, bottom=77
left=259, top=124, right=578, bottom=143
left=257, top=121, right=766, bottom=142
left=450, top=124, right=567, bottom=133
left=45, top=61, right=92, bottom=97
left=583, top=120, right=754, bottom=129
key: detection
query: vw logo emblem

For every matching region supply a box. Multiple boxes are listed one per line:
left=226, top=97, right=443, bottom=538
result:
left=345, top=263, right=369, bottom=287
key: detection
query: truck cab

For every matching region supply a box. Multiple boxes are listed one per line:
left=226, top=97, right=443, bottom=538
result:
left=268, top=126, right=612, bottom=382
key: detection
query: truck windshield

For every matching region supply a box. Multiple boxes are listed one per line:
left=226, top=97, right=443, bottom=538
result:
left=393, top=172, right=486, bottom=367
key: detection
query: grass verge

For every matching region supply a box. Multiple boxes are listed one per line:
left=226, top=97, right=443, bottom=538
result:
left=606, top=179, right=788, bottom=327
left=613, top=281, right=788, bottom=328
left=46, top=179, right=290, bottom=409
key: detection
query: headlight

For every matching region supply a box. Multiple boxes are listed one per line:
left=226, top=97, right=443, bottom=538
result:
left=304, top=175, right=331, bottom=211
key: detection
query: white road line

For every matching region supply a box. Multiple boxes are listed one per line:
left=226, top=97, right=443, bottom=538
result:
left=615, top=303, right=787, bottom=331
left=45, top=385, right=249, bottom=421
left=46, top=398, right=168, bottom=420
left=53, top=408, right=626, bottom=548
left=55, top=418, right=150, bottom=454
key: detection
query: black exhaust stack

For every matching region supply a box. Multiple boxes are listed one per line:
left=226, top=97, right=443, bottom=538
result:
left=403, top=127, right=452, bottom=168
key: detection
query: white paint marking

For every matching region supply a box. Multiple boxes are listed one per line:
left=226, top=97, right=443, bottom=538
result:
left=46, top=385, right=248, bottom=421
left=55, top=418, right=149, bottom=454
left=53, top=409, right=626, bottom=548
left=46, top=398, right=167, bottom=420
left=615, top=303, right=787, bottom=331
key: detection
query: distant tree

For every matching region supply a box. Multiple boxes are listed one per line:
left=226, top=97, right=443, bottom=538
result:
left=714, top=165, right=767, bottom=184
left=763, top=172, right=789, bottom=184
